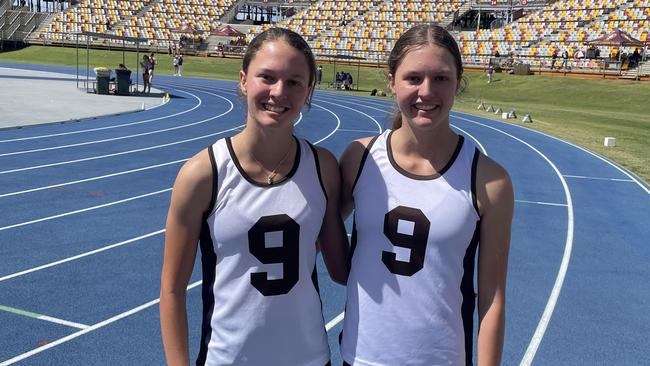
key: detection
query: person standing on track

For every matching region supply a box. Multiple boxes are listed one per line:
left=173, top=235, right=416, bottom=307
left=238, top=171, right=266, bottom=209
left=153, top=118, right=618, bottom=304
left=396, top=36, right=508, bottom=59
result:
left=160, top=28, right=349, bottom=366
left=338, top=24, right=514, bottom=366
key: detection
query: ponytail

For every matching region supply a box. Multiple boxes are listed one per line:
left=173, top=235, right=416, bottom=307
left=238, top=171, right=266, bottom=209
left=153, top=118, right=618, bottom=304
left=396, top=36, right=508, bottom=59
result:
left=391, top=113, right=402, bottom=130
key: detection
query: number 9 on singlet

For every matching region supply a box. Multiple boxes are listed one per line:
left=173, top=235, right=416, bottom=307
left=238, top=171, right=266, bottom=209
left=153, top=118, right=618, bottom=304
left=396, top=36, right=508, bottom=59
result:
left=248, top=214, right=300, bottom=296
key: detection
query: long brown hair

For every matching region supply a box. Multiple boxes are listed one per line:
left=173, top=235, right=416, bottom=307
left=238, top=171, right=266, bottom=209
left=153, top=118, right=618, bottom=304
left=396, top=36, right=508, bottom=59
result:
left=241, top=27, right=317, bottom=107
left=388, top=24, right=463, bottom=129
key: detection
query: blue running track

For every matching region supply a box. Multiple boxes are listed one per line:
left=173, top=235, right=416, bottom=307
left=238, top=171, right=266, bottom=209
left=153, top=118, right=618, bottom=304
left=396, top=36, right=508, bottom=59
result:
left=1, top=63, right=649, bottom=365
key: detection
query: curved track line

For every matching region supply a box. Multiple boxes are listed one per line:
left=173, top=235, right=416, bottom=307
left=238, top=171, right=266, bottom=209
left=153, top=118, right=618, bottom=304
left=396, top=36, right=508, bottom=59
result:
left=0, top=159, right=186, bottom=198
left=453, top=111, right=650, bottom=195
left=0, top=88, right=201, bottom=143
left=0, top=230, right=165, bottom=282
left=0, top=188, right=171, bottom=232
left=455, top=115, right=575, bottom=366
left=0, top=280, right=202, bottom=366
left=0, top=90, right=233, bottom=157
left=312, top=97, right=383, bottom=133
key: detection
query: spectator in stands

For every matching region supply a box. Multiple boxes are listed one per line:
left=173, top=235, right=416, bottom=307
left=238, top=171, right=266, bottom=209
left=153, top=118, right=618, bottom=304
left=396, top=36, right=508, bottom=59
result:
left=630, top=48, right=641, bottom=68
left=561, top=50, right=569, bottom=70
left=494, top=50, right=500, bottom=58
left=574, top=48, right=585, bottom=68
left=550, top=49, right=558, bottom=70
left=140, top=55, right=152, bottom=93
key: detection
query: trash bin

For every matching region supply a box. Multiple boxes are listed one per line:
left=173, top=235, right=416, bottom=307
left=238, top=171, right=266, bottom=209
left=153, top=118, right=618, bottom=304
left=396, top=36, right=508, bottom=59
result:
left=115, top=69, right=131, bottom=96
left=95, top=68, right=111, bottom=95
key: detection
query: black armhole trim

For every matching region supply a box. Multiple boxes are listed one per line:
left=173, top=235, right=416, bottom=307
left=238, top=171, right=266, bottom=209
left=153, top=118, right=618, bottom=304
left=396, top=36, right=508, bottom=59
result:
left=350, top=134, right=380, bottom=192
left=471, top=148, right=480, bottom=217
left=203, top=144, right=219, bottom=221
left=307, top=141, right=328, bottom=203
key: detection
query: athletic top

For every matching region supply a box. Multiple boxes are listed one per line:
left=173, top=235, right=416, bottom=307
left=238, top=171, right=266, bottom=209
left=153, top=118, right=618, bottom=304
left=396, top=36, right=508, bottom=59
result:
left=196, top=137, right=330, bottom=366
left=340, top=129, right=481, bottom=366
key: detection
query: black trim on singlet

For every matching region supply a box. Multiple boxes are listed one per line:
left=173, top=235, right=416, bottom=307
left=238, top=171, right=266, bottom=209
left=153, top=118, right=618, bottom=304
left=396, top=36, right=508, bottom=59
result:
left=203, top=144, right=219, bottom=220
left=307, top=141, right=328, bottom=203
left=350, top=134, right=380, bottom=192
left=460, top=222, right=480, bottom=366
left=386, top=131, right=465, bottom=180
left=225, top=136, right=301, bottom=187
left=471, top=148, right=481, bottom=217
left=196, top=220, right=218, bottom=366
left=311, top=263, right=332, bottom=358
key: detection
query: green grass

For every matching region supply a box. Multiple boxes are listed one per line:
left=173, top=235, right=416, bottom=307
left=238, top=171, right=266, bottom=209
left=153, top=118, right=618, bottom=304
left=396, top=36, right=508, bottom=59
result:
left=2, top=45, right=648, bottom=182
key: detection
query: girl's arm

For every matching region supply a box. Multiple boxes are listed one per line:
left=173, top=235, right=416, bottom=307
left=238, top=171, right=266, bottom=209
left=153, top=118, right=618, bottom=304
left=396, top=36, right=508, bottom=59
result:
left=338, top=137, right=375, bottom=219
left=160, top=149, right=213, bottom=366
left=476, top=154, right=514, bottom=366
left=314, top=147, right=349, bottom=285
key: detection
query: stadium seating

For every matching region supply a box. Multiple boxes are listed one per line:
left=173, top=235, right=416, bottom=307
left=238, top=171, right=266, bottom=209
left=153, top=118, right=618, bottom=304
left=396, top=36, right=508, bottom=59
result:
left=33, top=0, right=650, bottom=68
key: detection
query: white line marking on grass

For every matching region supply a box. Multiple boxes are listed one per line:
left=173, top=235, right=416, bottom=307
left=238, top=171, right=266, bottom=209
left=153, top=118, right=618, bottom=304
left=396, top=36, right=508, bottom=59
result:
left=0, top=93, right=233, bottom=157
left=325, top=312, right=345, bottom=331
left=0, top=189, right=171, bottom=232
left=515, top=199, right=568, bottom=207
left=454, top=115, right=574, bottom=366
left=0, top=281, right=203, bottom=365
left=0, top=304, right=89, bottom=329
left=563, top=174, right=635, bottom=182
left=0, top=89, right=201, bottom=143
left=0, top=230, right=165, bottom=282
left=0, top=159, right=186, bottom=198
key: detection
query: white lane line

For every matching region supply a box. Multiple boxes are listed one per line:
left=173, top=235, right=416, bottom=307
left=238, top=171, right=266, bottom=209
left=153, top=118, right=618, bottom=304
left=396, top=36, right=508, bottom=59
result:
left=452, top=111, right=650, bottom=195
left=0, top=88, right=201, bottom=143
left=0, top=230, right=165, bottom=282
left=454, top=115, right=575, bottom=366
left=325, top=312, right=345, bottom=331
left=0, top=305, right=89, bottom=330
left=0, top=189, right=170, bottom=232
left=336, top=128, right=380, bottom=133
left=450, top=124, right=488, bottom=155
left=313, top=98, right=383, bottom=133
left=515, top=199, right=568, bottom=207
left=311, top=102, right=341, bottom=144
left=563, top=174, right=635, bottom=182
left=0, top=280, right=203, bottom=366
left=0, top=159, right=186, bottom=198
left=0, top=123, right=244, bottom=175
left=0, top=92, right=233, bottom=157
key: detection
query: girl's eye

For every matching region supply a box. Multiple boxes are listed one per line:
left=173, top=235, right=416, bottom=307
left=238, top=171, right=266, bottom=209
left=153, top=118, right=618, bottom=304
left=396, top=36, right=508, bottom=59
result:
left=407, top=76, right=421, bottom=83
left=260, top=74, right=274, bottom=82
left=434, top=75, right=449, bottom=81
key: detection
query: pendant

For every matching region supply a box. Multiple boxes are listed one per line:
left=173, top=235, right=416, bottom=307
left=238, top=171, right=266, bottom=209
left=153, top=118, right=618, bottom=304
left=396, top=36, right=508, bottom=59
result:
left=267, top=176, right=273, bottom=185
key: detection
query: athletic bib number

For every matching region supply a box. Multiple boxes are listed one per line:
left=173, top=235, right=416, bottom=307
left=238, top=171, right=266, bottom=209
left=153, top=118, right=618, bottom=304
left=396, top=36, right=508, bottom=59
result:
left=248, top=214, right=300, bottom=296
left=382, top=206, right=430, bottom=276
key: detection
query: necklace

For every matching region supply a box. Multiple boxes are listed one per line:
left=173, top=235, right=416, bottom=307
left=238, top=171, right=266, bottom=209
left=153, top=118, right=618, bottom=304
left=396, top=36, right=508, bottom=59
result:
left=249, top=142, right=293, bottom=185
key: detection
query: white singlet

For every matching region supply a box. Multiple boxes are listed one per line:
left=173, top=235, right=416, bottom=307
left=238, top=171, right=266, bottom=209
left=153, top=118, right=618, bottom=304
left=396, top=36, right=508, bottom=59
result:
left=340, top=129, right=481, bottom=366
left=196, top=137, right=330, bottom=366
